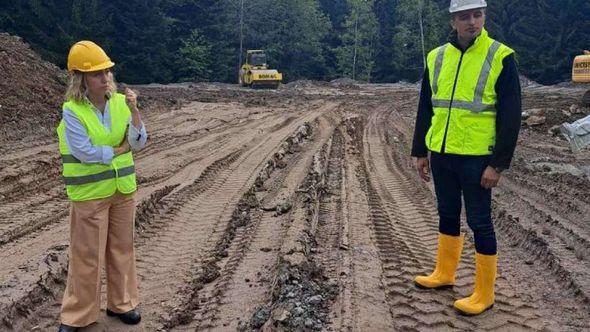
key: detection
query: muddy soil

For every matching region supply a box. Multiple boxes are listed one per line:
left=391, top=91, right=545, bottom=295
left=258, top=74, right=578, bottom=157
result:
left=1, top=36, right=590, bottom=332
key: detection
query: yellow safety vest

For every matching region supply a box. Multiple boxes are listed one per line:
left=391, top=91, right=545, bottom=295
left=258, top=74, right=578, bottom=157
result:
left=57, top=93, right=136, bottom=201
left=426, top=29, right=514, bottom=155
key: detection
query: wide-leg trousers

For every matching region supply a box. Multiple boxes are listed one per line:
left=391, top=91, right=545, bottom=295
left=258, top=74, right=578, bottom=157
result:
left=60, top=191, right=139, bottom=327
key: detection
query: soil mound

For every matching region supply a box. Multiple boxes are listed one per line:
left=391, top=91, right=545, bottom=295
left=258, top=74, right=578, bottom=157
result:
left=0, top=33, right=67, bottom=141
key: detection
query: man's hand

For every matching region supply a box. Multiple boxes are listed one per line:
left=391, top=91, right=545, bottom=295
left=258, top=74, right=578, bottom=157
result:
left=481, top=166, right=501, bottom=189
left=125, top=88, right=139, bottom=111
left=415, top=157, right=431, bottom=182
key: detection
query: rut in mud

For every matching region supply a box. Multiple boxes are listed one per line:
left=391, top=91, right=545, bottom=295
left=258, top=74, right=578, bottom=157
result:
left=1, top=80, right=589, bottom=331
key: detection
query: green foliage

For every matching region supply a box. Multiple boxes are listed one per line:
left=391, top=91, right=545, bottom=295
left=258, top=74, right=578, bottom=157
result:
left=175, top=29, right=212, bottom=82
left=487, top=0, right=590, bottom=84
left=238, top=0, right=331, bottom=81
left=390, top=0, right=447, bottom=81
left=335, top=0, right=379, bottom=82
left=0, top=0, right=588, bottom=84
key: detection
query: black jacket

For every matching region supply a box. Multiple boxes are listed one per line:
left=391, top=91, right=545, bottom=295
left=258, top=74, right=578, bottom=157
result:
left=411, top=35, right=522, bottom=170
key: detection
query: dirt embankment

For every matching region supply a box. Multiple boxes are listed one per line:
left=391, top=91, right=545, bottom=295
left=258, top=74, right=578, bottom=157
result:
left=0, top=33, right=67, bottom=142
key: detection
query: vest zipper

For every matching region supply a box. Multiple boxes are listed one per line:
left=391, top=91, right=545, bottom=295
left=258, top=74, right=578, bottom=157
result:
left=440, top=51, right=465, bottom=154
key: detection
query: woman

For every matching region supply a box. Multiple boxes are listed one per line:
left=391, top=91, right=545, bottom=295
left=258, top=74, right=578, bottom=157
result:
left=57, top=41, right=147, bottom=332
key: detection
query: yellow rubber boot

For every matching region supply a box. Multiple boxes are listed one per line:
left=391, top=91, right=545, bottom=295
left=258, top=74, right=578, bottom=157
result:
left=414, top=234, right=464, bottom=289
left=454, top=253, right=497, bottom=315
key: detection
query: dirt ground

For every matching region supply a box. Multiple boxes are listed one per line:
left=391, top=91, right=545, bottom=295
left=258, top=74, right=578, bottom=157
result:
left=1, top=35, right=590, bottom=331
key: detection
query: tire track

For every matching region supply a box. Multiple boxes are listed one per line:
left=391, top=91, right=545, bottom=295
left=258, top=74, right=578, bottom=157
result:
left=314, top=127, right=346, bottom=276
left=187, top=116, right=337, bottom=331
left=143, top=108, right=330, bottom=330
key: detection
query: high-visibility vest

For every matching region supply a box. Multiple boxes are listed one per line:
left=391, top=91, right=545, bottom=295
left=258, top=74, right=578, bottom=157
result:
left=57, top=93, right=136, bottom=201
left=426, top=29, right=514, bottom=155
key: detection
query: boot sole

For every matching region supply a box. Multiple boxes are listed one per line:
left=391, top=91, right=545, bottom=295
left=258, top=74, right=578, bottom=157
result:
left=455, top=303, right=494, bottom=316
left=414, top=281, right=454, bottom=290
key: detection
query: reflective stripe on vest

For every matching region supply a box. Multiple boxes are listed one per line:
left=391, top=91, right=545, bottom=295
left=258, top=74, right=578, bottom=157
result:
left=63, top=165, right=135, bottom=185
left=61, top=154, right=81, bottom=163
left=431, top=40, right=501, bottom=113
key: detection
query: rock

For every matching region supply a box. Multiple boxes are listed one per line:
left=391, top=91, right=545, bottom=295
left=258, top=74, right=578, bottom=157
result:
left=275, top=309, right=290, bottom=322
left=304, top=318, right=315, bottom=328
left=570, top=104, right=584, bottom=115
left=308, top=295, right=323, bottom=305
left=562, top=108, right=572, bottom=117
left=523, top=108, right=545, bottom=119
left=276, top=200, right=292, bottom=215
left=525, top=115, right=546, bottom=126
left=521, top=111, right=530, bottom=119
left=250, top=307, right=271, bottom=328
left=293, top=306, right=304, bottom=316
left=549, top=125, right=561, bottom=136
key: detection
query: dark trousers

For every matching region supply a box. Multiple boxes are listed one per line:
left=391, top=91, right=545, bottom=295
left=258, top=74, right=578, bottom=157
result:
left=430, top=152, right=497, bottom=255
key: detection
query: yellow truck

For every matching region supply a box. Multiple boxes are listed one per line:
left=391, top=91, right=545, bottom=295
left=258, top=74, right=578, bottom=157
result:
left=239, top=50, right=282, bottom=89
left=572, top=50, right=590, bottom=106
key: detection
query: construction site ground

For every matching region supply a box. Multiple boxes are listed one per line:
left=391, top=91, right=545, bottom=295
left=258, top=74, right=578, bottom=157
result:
left=1, top=34, right=590, bottom=331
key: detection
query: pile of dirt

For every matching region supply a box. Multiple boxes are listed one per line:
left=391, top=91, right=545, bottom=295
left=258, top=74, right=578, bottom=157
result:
left=0, top=33, right=67, bottom=140
left=283, top=80, right=326, bottom=90
left=0, top=33, right=67, bottom=142
left=329, top=77, right=360, bottom=89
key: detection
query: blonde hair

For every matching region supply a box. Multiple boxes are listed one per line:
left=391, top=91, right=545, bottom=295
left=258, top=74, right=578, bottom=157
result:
left=65, top=70, right=118, bottom=102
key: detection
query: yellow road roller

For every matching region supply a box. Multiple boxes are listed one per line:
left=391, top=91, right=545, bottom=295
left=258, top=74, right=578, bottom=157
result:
left=239, top=50, right=282, bottom=89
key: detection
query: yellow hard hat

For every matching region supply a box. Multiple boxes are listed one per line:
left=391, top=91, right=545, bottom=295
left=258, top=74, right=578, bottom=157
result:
left=67, top=40, right=115, bottom=72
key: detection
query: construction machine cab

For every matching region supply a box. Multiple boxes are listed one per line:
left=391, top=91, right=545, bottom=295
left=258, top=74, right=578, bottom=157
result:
left=247, top=51, right=267, bottom=68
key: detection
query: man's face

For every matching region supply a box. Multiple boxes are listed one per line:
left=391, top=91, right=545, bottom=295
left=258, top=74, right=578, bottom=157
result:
left=451, top=8, right=486, bottom=41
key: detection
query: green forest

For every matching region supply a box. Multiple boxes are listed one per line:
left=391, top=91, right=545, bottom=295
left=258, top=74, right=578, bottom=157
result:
left=1, top=0, right=589, bottom=85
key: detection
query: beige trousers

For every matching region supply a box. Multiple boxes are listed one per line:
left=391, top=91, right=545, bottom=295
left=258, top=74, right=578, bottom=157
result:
left=60, top=191, right=139, bottom=327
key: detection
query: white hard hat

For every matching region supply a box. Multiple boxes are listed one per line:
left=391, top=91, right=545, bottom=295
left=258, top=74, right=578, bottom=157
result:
left=449, top=0, right=487, bottom=13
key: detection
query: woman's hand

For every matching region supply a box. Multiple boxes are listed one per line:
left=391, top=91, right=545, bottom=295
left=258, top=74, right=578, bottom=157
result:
left=125, top=88, right=139, bottom=112
left=114, top=140, right=131, bottom=156
left=125, top=88, right=143, bottom=129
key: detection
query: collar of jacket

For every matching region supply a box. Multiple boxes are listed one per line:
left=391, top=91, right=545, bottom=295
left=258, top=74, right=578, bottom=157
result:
left=449, top=28, right=489, bottom=53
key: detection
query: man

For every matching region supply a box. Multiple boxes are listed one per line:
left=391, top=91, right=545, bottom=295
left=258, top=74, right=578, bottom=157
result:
left=411, top=0, right=521, bottom=315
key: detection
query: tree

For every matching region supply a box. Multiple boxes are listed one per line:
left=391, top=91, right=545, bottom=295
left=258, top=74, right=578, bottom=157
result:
left=335, top=0, right=379, bottom=82
left=109, top=0, right=175, bottom=83
left=162, top=0, right=237, bottom=82
left=175, top=29, right=212, bottom=82
left=372, top=0, right=398, bottom=82
left=239, top=0, right=331, bottom=81
left=390, top=0, right=446, bottom=81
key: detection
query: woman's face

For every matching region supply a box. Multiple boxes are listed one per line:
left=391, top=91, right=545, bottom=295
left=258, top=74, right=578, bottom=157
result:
left=84, top=69, right=111, bottom=96
left=451, top=8, right=486, bottom=41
